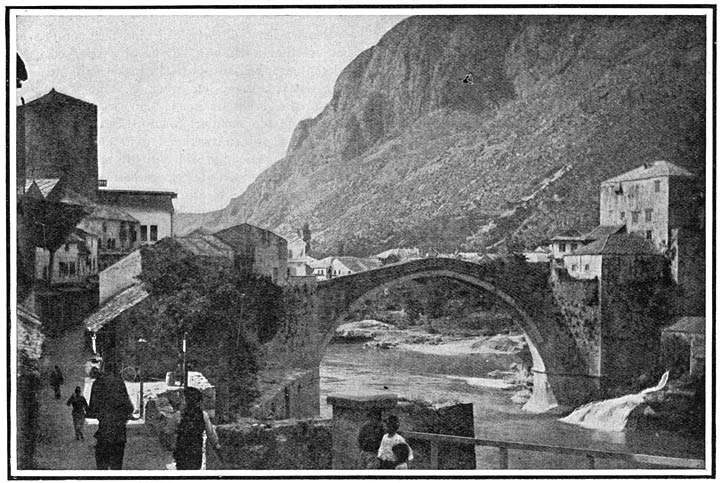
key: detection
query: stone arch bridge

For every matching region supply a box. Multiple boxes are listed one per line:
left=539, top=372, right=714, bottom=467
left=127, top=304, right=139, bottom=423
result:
left=266, top=257, right=601, bottom=412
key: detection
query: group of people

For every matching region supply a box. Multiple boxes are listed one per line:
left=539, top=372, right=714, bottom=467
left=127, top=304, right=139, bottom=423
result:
left=52, top=360, right=218, bottom=470
left=358, top=415, right=413, bottom=469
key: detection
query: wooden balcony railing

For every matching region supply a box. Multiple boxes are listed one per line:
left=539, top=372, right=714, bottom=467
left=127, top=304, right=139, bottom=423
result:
left=404, top=431, right=705, bottom=470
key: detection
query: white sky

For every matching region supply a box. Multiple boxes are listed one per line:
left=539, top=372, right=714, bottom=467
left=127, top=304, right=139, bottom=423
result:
left=16, top=14, right=406, bottom=212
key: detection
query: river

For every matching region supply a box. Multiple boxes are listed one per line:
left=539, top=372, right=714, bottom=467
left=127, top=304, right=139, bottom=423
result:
left=319, top=342, right=704, bottom=469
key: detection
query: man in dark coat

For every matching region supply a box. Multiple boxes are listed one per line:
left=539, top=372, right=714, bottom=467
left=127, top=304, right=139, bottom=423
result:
left=50, top=365, right=64, bottom=400
left=87, top=360, right=135, bottom=470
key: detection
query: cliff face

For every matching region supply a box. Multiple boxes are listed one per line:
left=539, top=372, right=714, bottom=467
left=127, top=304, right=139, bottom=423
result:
left=176, top=15, right=706, bottom=256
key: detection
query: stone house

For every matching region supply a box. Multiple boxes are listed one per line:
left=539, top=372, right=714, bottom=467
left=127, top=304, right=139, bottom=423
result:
left=563, top=230, right=662, bottom=281
left=34, top=228, right=98, bottom=284
left=549, top=229, right=584, bottom=264
left=309, top=257, right=334, bottom=280
left=599, top=160, right=704, bottom=313
left=329, top=256, right=383, bottom=277
left=661, top=316, right=705, bottom=378
left=98, top=189, right=177, bottom=245
left=600, top=160, right=698, bottom=249
left=214, top=224, right=288, bottom=285
left=524, top=246, right=551, bottom=263
left=286, top=236, right=313, bottom=277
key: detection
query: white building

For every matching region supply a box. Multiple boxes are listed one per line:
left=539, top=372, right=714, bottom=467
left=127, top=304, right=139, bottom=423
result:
left=98, top=189, right=177, bottom=244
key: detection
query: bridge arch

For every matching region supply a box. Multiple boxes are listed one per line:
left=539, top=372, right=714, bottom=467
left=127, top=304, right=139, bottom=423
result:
left=307, top=258, right=599, bottom=411
left=330, top=269, right=548, bottom=375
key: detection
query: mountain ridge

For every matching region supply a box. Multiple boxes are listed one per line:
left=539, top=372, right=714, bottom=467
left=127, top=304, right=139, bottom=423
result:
left=176, top=15, right=706, bottom=256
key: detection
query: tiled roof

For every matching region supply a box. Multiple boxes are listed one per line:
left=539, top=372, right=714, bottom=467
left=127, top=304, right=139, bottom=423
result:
left=335, top=256, right=383, bottom=273
left=375, top=248, right=421, bottom=259
left=571, top=232, right=659, bottom=256
left=23, top=88, right=94, bottom=108
left=309, top=256, right=333, bottom=269
left=663, top=316, right=705, bottom=335
left=84, top=284, right=149, bottom=332
left=174, top=235, right=234, bottom=259
left=98, top=190, right=176, bottom=214
left=581, top=225, right=625, bottom=241
left=25, top=178, right=60, bottom=198
left=551, top=229, right=583, bottom=240
left=602, top=161, right=694, bottom=184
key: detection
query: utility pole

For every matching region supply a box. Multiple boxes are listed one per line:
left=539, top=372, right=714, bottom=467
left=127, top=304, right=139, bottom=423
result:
left=137, top=338, right=147, bottom=419
left=182, top=332, right=188, bottom=388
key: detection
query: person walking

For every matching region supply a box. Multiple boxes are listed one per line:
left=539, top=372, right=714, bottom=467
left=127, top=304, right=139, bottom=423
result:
left=66, top=386, right=90, bottom=441
left=377, top=415, right=413, bottom=469
left=87, top=358, right=135, bottom=470
left=173, top=387, right=220, bottom=470
left=50, top=365, right=64, bottom=400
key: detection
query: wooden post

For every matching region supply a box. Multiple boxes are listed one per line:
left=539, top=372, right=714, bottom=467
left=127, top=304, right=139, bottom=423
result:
left=499, top=447, right=509, bottom=469
left=430, top=441, right=440, bottom=469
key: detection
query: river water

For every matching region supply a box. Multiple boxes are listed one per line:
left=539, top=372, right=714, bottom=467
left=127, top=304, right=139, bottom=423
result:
left=319, top=342, right=705, bottom=469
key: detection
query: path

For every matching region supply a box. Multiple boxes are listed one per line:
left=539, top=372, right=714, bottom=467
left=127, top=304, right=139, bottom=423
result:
left=34, top=325, right=173, bottom=470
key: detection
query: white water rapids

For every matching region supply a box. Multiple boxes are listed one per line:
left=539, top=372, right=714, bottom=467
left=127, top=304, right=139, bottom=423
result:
left=559, top=372, right=669, bottom=432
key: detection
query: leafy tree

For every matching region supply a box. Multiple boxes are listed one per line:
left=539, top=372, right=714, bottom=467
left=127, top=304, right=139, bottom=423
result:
left=117, top=240, right=284, bottom=419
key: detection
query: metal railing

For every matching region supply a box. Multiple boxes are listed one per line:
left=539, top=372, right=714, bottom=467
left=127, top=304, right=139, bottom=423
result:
left=404, top=431, right=705, bottom=470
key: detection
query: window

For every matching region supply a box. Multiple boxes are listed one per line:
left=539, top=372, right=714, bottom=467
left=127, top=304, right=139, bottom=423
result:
left=68, top=262, right=76, bottom=276
left=272, top=267, right=279, bottom=282
left=59, top=262, right=69, bottom=277
left=43, top=265, right=49, bottom=280
left=64, top=243, right=69, bottom=252
left=584, top=264, right=590, bottom=271
left=140, top=225, right=148, bottom=242
left=571, top=243, right=578, bottom=251
left=631, top=211, right=640, bottom=223
left=646, top=230, right=653, bottom=240
left=654, top=180, right=661, bottom=192
left=559, top=242, right=566, bottom=252
left=571, top=264, right=578, bottom=271
left=620, top=211, right=625, bottom=220
left=645, top=209, right=653, bottom=222
left=150, top=225, right=158, bottom=242
left=130, top=227, right=137, bottom=243
left=102, top=222, right=107, bottom=233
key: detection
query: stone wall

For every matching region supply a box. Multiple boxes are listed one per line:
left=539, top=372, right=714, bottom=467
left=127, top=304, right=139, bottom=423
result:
left=251, top=368, right=319, bottom=420
left=208, top=418, right=332, bottom=470
left=550, top=268, right=601, bottom=376
left=600, top=255, right=668, bottom=386
left=99, top=250, right=141, bottom=304
left=327, top=394, right=475, bottom=470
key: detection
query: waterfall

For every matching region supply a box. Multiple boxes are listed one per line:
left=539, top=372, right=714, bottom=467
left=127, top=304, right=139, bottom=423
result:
left=559, top=372, right=669, bottom=432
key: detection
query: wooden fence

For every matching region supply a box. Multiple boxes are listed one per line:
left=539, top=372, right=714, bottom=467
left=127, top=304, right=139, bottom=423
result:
left=404, top=431, right=705, bottom=470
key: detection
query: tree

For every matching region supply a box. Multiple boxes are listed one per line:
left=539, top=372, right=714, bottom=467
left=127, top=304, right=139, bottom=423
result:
left=119, top=240, right=285, bottom=419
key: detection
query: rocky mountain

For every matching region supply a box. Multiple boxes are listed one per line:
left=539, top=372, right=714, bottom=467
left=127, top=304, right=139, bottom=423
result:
left=176, top=15, right=706, bottom=256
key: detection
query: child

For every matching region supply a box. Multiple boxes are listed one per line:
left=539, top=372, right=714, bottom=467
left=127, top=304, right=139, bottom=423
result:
left=377, top=415, right=413, bottom=469
left=392, top=442, right=411, bottom=469
left=66, top=386, right=89, bottom=440
left=173, top=387, right=220, bottom=470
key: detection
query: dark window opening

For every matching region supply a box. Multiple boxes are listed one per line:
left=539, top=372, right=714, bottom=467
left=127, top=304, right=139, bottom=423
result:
left=140, top=225, right=148, bottom=242
left=654, top=180, right=661, bottom=192
left=645, top=209, right=653, bottom=222
left=646, top=230, right=653, bottom=240
left=150, top=225, right=158, bottom=242
left=631, top=211, right=640, bottom=223
left=620, top=211, right=625, bottom=220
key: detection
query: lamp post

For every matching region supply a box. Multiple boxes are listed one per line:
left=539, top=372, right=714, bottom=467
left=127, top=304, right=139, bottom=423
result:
left=137, top=338, right=147, bottom=419
left=182, top=332, right=188, bottom=388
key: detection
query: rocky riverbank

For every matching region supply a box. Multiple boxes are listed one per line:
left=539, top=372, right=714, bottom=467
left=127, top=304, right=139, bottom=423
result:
left=333, top=320, right=533, bottom=393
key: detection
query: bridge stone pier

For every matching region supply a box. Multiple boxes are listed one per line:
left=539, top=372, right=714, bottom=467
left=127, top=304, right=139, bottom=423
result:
left=264, top=257, right=606, bottom=413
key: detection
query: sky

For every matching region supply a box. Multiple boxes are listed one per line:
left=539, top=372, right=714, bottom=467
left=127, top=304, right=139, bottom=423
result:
left=16, top=13, right=407, bottom=212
